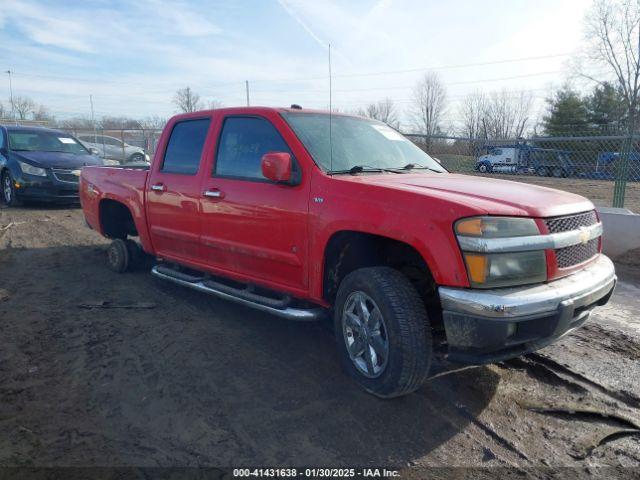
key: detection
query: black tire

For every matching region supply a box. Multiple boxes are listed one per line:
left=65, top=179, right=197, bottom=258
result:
left=333, top=267, right=432, bottom=398
left=107, top=239, right=130, bottom=273
left=125, top=239, right=142, bottom=270
left=536, top=166, right=549, bottom=177
left=129, top=153, right=145, bottom=163
left=478, top=163, right=492, bottom=173
left=552, top=167, right=565, bottom=178
left=2, top=170, right=22, bottom=207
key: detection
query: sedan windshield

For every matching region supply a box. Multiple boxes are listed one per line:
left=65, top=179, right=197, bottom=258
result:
left=8, top=131, right=89, bottom=155
left=281, top=112, right=446, bottom=174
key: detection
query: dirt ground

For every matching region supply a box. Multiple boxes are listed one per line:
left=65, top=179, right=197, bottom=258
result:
left=1, top=206, right=639, bottom=477
left=474, top=173, right=640, bottom=213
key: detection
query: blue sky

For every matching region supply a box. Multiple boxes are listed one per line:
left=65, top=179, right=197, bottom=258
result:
left=0, top=0, right=593, bottom=127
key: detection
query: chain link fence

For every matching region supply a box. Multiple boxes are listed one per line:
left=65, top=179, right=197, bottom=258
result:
left=2, top=120, right=638, bottom=212
left=58, top=128, right=163, bottom=165
left=406, top=133, right=640, bottom=212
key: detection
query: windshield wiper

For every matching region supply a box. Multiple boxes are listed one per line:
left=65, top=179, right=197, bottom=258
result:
left=402, top=163, right=443, bottom=173
left=330, top=165, right=403, bottom=175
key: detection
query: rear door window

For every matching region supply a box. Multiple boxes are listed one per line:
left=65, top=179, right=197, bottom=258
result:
left=162, top=118, right=211, bottom=175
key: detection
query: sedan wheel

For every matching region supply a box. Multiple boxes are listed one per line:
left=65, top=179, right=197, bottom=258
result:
left=342, top=291, right=389, bottom=378
left=2, top=171, right=19, bottom=206
left=3, top=174, right=12, bottom=204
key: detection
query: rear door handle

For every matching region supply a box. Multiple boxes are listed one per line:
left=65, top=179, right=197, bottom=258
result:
left=203, top=189, right=224, bottom=199
left=151, top=183, right=166, bottom=192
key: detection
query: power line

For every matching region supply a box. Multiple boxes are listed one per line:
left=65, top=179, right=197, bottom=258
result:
left=7, top=52, right=572, bottom=91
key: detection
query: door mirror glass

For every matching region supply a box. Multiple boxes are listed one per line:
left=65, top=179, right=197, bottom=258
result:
left=261, top=152, right=292, bottom=183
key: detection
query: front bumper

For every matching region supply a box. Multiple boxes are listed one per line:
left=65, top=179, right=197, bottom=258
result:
left=15, top=171, right=80, bottom=203
left=438, top=254, right=616, bottom=363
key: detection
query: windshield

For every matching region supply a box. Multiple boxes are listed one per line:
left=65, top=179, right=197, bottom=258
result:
left=8, top=131, right=89, bottom=155
left=281, top=113, right=446, bottom=173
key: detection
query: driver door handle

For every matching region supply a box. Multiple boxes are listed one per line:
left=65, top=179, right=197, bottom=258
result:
left=203, top=189, right=224, bottom=199
left=151, top=183, right=166, bottom=192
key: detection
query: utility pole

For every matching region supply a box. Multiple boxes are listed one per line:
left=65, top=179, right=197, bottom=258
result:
left=245, top=80, right=250, bottom=106
left=6, top=70, right=15, bottom=122
left=89, top=94, right=97, bottom=142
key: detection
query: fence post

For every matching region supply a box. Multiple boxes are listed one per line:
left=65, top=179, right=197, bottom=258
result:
left=612, top=133, right=632, bottom=208
left=120, top=130, right=126, bottom=164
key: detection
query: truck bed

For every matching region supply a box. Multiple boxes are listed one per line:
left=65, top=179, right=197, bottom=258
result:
left=80, top=165, right=150, bottom=243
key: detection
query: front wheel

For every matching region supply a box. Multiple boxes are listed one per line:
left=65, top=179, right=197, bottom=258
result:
left=334, top=267, right=432, bottom=398
left=2, top=170, right=21, bottom=207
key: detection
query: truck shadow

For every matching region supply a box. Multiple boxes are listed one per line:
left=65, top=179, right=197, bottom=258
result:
left=0, top=243, right=500, bottom=467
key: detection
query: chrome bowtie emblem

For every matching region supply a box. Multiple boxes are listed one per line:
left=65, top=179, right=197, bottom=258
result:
left=578, top=227, right=590, bottom=245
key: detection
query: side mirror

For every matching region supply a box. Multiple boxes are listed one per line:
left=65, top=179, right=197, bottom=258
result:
left=89, top=147, right=100, bottom=156
left=261, top=152, right=293, bottom=183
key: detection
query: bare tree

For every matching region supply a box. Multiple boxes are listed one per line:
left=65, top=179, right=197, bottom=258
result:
left=32, top=104, right=55, bottom=124
left=100, top=116, right=142, bottom=129
left=358, top=98, right=399, bottom=127
left=0, top=102, right=5, bottom=119
left=139, top=115, right=168, bottom=130
left=60, top=117, right=94, bottom=129
left=482, top=90, right=533, bottom=139
left=173, top=86, right=202, bottom=113
left=11, top=96, right=35, bottom=120
left=458, top=91, right=488, bottom=139
left=410, top=73, right=447, bottom=139
left=207, top=99, right=223, bottom=110
left=581, top=0, right=640, bottom=132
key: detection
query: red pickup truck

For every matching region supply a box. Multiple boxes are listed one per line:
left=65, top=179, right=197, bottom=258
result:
left=81, top=106, right=616, bottom=398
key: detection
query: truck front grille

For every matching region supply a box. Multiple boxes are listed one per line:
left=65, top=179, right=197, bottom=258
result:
left=52, top=169, right=81, bottom=183
left=545, top=210, right=597, bottom=233
left=555, top=239, right=599, bottom=269
left=545, top=210, right=599, bottom=269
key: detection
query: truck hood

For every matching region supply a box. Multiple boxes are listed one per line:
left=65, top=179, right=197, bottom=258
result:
left=12, top=151, right=103, bottom=169
left=344, top=172, right=594, bottom=218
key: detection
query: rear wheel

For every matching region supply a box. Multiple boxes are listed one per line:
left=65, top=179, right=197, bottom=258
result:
left=536, top=166, right=549, bottom=177
left=478, top=163, right=490, bottom=173
left=2, top=170, right=21, bottom=207
left=552, top=166, right=565, bottom=178
left=129, top=153, right=145, bottom=163
left=107, top=239, right=130, bottom=273
left=334, top=267, right=432, bottom=398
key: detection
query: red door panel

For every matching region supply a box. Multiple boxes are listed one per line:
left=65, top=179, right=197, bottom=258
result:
left=198, top=115, right=311, bottom=293
left=146, top=117, right=213, bottom=263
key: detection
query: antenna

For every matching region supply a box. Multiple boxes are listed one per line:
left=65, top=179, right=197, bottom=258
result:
left=328, top=43, right=333, bottom=174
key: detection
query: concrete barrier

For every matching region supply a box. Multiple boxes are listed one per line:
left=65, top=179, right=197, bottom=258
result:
left=597, top=207, right=640, bottom=259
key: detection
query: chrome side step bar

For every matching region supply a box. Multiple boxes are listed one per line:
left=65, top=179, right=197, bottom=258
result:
left=151, top=265, right=324, bottom=321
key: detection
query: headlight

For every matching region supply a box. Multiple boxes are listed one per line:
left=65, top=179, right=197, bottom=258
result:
left=455, top=216, right=546, bottom=288
left=18, top=161, right=47, bottom=177
left=144, top=153, right=150, bottom=162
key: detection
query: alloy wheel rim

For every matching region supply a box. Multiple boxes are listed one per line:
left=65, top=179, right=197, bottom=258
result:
left=3, top=176, right=11, bottom=202
left=342, top=291, right=389, bottom=378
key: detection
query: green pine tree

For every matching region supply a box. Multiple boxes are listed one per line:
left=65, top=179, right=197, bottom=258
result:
left=586, top=82, right=628, bottom=134
left=542, top=86, right=590, bottom=136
